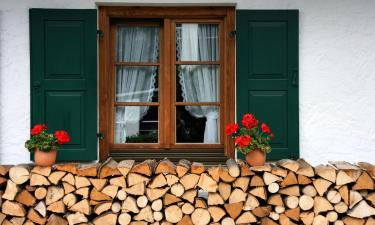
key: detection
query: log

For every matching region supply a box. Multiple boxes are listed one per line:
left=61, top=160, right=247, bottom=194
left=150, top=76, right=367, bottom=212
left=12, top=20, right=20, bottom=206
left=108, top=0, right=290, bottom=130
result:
left=90, top=188, right=111, bottom=201
left=177, top=215, right=193, bottom=225
left=285, top=207, right=300, bottom=221
left=146, top=187, right=169, bottom=201
left=339, top=185, right=349, bottom=205
left=271, top=166, right=288, bottom=178
left=218, top=182, right=231, bottom=201
left=55, top=164, right=78, bottom=175
left=69, top=199, right=90, bottom=215
left=191, top=162, right=205, bottom=175
left=111, top=201, right=121, bottom=213
left=327, top=190, right=342, bottom=204
left=226, top=159, right=240, bottom=178
left=48, top=171, right=66, bottom=185
left=229, top=188, right=247, bottom=203
left=136, top=195, right=149, bottom=208
left=208, top=206, right=225, bottom=222
left=313, top=215, right=328, bottom=225
left=34, top=187, right=47, bottom=200
left=313, top=178, right=332, bottom=196
left=191, top=208, right=210, bottom=225
left=195, top=197, right=207, bottom=208
left=277, top=159, right=300, bottom=172
left=109, top=176, right=126, bottom=188
left=334, top=201, right=348, bottom=214
left=149, top=174, right=167, bottom=188
left=63, top=193, right=77, bottom=208
left=263, top=172, right=281, bottom=185
left=126, top=183, right=145, bottom=196
left=182, top=203, right=195, bottom=215
left=314, top=196, right=333, bottom=214
left=99, top=158, right=121, bottom=178
left=366, top=192, right=375, bottom=207
left=127, top=173, right=150, bottom=187
left=250, top=175, right=265, bottom=187
left=134, top=206, right=154, bottom=223
left=218, top=167, right=236, bottom=183
left=47, top=200, right=66, bottom=213
left=171, top=183, right=185, bottom=197
left=90, top=178, right=108, bottom=191
left=27, top=208, right=47, bottom=225
left=275, top=206, right=285, bottom=214
left=176, top=159, right=191, bottom=178
left=298, top=174, right=312, bottom=185
left=207, top=167, right=220, bottom=182
left=251, top=206, right=271, bottom=218
left=296, top=159, right=314, bottom=177
left=165, top=174, right=179, bottom=186
left=62, top=182, right=75, bottom=195
left=66, top=212, right=88, bottom=225
left=77, top=163, right=98, bottom=177
left=269, top=211, right=279, bottom=221
left=353, top=172, right=374, bottom=190
left=302, top=185, right=317, bottom=197
left=279, top=185, right=300, bottom=196
left=31, top=166, right=51, bottom=177
left=45, top=186, right=64, bottom=205
left=267, top=183, right=280, bottom=194
left=249, top=187, right=267, bottom=200
left=224, top=202, right=243, bottom=219
left=15, top=190, right=36, bottom=206
left=243, top=194, right=260, bottom=211
left=102, top=184, right=119, bottom=198
left=117, top=188, right=127, bottom=200
left=327, top=211, right=338, bottom=222
left=75, top=187, right=89, bottom=199
left=180, top=174, right=200, bottom=190
left=47, top=214, right=68, bottom=225
left=267, top=194, right=283, bottom=206
left=153, top=211, right=163, bottom=222
left=251, top=164, right=271, bottom=172
left=122, top=196, right=139, bottom=213
left=261, top=217, right=279, bottom=225
left=300, top=211, right=314, bottom=225
left=285, top=196, right=299, bottom=209
left=207, top=193, right=224, bottom=205
left=3, top=180, right=18, bottom=200
left=1, top=200, right=26, bottom=217
left=117, top=160, right=135, bottom=177
left=342, top=216, right=365, bottom=225
left=280, top=171, right=298, bottom=187
left=350, top=190, right=363, bottom=209
left=92, top=212, right=118, bottom=225
left=221, top=217, right=235, bottom=225
left=151, top=199, right=163, bottom=211
left=336, top=170, right=355, bottom=186
left=165, top=205, right=183, bottom=223
left=9, top=166, right=30, bottom=184
left=181, top=189, right=197, bottom=204
left=131, top=159, right=156, bottom=177
left=155, top=159, right=176, bottom=175
left=237, top=160, right=254, bottom=176
left=118, top=213, right=132, bottom=225
left=236, top=211, right=258, bottom=224
left=34, top=201, right=47, bottom=217
left=197, top=173, right=217, bottom=192
left=299, top=195, right=314, bottom=211
left=62, top=173, right=75, bottom=186
left=348, top=200, right=375, bottom=218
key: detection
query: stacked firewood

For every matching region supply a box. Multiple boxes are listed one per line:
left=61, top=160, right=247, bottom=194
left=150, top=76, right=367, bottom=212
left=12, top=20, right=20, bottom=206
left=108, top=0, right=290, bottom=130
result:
left=0, top=158, right=374, bottom=225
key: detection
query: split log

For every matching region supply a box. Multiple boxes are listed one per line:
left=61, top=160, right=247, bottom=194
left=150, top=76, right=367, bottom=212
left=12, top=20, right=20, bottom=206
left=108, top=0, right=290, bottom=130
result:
left=271, top=166, right=288, bottom=178
left=348, top=200, right=375, bottom=218
left=131, top=159, right=156, bottom=177
left=218, top=167, right=236, bottom=183
left=180, top=174, right=199, bottom=190
left=3, top=180, right=18, bottom=200
left=224, top=202, right=243, bottom=219
left=277, top=159, right=300, bottom=172
left=66, top=212, right=88, bottom=225
left=46, top=186, right=64, bottom=205
left=250, top=175, right=265, bottom=187
left=118, top=160, right=135, bottom=177
left=127, top=173, right=150, bottom=187
left=149, top=174, right=167, bottom=188
left=55, top=163, right=78, bottom=175
left=63, top=193, right=77, bottom=208
left=102, top=184, right=119, bottom=198
left=296, top=159, right=314, bottom=177
left=267, top=183, right=280, bottom=194
left=48, top=171, right=66, bottom=185
left=236, top=211, right=257, bottom=224
left=146, top=187, right=169, bottom=201
left=229, top=188, right=247, bottom=203
left=279, top=185, right=300, bottom=196
left=313, top=178, right=332, bottom=196
left=218, top=182, right=231, bottom=201
left=208, top=206, right=225, bottom=222
left=181, top=189, right=197, bottom=204
left=122, top=196, right=139, bottom=213
left=263, top=172, right=281, bottom=185
left=298, top=174, right=312, bottom=185
left=1, top=200, right=26, bottom=217
left=251, top=206, right=271, bottom=218
left=300, top=211, right=314, bottom=225
left=15, top=190, right=36, bottom=206
left=238, top=160, right=254, bottom=176
left=336, top=170, right=355, bottom=186
left=166, top=174, right=179, bottom=186
left=335, top=201, right=348, bottom=213
left=197, top=173, right=217, bottom=192
left=31, top=166, right=51, bottom=177
left=134, top=206, right=154, bottom=223
left=352, top=172, right=374, bottom=190
left=339, top=185, right=349, bottom=205
left=75, top=187, right=89, bottom=199
left=313, top=215, right=328, bottom=225
left=47, top=214, right=68, bottom=225
left=314, top=196, right=333, bottom=214
left=191, top=208, right=210, bottom=225
left=176, top=159, right=191, bottom=178
left=118, top=213, right=132, bottom=225
left=249, top=187, right=267, bottom=200
left=243, top=194, right=260, bottom=211
left=92, top=212, right=118, bottom=225
left=165, top=205, right=183, bottom=223
left=99, top=158, right=121, bottom=178
left=280, top=171, right=298, bottom=187
left=195, top=197, right=207, bottom=208
left=267, top=194, right=283, bottom=206
left=349, top=190, right=363, bottom=209
left=285, top=196, right=299, bottom=209
left=10, top=217, right=26, bottom=225
left=62, top=173, right=75, bottom=186
left=109, top=176, right=126, bottom=188
left=285, top=207, right=300, bottom=221
left=226, top=159, right=240, bottom=177
left=90, top=188, right=111, bottom=201
left=9, top=166, right=30, bottom=184
left=251, top=164, right=271, bottom=172
left=34, top=201, right=46, bottom=217
left=28, top=208, right=47, bottom=224
left=327, top=190, right=342, bottom=204
left=221, top=217, right=235, bottom=225
left=77, top=163, right=98, bottom=177
left=177, top=215, right=192, bottom=225
left=126, top=183, right=145, bottom=196
left=207, top=167, right=220, bottom=182
left=182, top=203, right=195, bottom=215
left=155, top=159, right=176, bottom=175
left=151, top=199, right=163, bottom=211
left=90, top=178, right=108, bottom=191
left=171, top=183, right=185, bottom=197
left=299, top=195, right=314, bottom=211
left=34, top=187, right=47, bottom=200
left=47, top=200, right=66, bottom=213
left=207, top=193, right=224, bottom=205
left=315, top=165, right=337, bottom=183
left=69, top=199, right=90, bottom=215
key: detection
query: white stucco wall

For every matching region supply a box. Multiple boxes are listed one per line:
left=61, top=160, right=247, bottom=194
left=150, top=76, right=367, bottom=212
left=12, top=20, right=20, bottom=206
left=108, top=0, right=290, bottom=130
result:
left=1, top=0, right=375, bottom=165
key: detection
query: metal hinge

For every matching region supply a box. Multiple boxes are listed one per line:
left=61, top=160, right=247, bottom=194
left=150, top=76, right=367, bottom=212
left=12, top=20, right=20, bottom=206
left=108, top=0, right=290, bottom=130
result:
left=97, top=133, right=104, bottom=140
left=97, top=30, right=104, bottom=38
left=230, top=30, right=236, bottom=37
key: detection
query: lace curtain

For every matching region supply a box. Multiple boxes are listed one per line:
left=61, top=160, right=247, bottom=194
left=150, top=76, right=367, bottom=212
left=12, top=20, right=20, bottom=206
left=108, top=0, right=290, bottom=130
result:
left=177, top=24, right=220, bottom=143
left=115, top=26, right=159, bottom=143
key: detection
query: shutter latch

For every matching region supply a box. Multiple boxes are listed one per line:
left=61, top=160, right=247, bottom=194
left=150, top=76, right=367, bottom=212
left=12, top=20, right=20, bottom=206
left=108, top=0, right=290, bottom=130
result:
left=97, top=30, right=104, bottom=38
left=97, top=133, right=104, bottom=140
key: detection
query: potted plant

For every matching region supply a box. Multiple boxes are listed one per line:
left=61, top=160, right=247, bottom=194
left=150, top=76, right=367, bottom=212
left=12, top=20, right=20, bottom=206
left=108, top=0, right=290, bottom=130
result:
left=225, top=113, right=274, bottom=166
left=25, top=124, right=70, bottom=166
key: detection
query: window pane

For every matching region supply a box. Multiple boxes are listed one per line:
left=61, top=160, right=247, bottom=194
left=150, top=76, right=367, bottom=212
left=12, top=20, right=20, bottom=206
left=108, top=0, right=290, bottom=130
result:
left=176, top=24, right=219, bottom=61
left=115, top=106, right=158, bottom=143
left=116, top=66, right=158, bottom=102
left=176, top=65, right=219, bottom=102
left=117, top=26, right=160, bottom=62
left=176, top=106, right=219, bottom=143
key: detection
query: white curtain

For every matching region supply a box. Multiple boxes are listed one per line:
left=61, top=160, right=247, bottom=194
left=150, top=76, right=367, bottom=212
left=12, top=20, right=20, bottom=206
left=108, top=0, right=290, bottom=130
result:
left=115, top=26, right=159, bottom=143
left=177, top=24, right=220, bottom=143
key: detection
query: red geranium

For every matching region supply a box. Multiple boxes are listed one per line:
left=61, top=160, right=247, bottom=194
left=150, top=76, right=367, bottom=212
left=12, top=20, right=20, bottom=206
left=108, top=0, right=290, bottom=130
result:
left=31, top=124, right=47, bottom=136
left=54, top=130, right=71, bottom=145
left=235, top=134, right=251, bottom=148
left=225, top=123, right=239, bottom=136
left=261, top=123, right=271, bottom=133
left=241, top=113, right=258, bottom=129
left=268, top=133, right=275, bottom=140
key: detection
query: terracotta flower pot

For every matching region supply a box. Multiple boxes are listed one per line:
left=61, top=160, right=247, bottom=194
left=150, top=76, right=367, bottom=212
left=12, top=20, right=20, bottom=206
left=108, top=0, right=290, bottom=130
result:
left=245, top=149, right=266, bottom=167
left=34, top=148, right=57, bottom=166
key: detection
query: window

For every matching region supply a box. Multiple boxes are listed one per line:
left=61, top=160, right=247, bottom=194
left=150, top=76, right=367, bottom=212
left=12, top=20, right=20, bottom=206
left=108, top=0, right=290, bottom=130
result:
left=99, top=7, right=235, bottom=161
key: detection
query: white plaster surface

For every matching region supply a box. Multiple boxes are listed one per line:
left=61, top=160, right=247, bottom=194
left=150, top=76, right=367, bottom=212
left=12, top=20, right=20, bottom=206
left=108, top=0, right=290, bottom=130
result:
left=0, top=0, right=375, bottom=165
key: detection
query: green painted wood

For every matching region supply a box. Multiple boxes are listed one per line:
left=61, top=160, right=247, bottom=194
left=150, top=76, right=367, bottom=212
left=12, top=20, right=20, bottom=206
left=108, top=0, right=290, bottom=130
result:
left=236, top=10, right=299, bottom=160
left=30, top=9, right=97, bottom=161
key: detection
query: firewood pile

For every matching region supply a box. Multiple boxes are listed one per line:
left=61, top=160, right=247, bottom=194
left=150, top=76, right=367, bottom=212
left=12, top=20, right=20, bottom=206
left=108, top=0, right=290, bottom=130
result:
left=0, top=158, right=374, bottom=225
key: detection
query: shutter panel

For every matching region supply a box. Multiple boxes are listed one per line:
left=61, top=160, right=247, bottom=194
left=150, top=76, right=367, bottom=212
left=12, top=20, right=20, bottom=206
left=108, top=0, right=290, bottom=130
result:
left=30, top=9, right=97, bottom=161
left=236, top=10, right=299, bottom=160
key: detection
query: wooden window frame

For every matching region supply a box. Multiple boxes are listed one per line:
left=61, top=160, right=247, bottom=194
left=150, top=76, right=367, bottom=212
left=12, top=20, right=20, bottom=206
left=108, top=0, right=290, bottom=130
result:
left=99, top=6, right=235, bottom=161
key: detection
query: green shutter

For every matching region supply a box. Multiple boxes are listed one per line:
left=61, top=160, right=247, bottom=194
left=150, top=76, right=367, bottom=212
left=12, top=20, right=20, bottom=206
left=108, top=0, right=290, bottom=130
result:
left=236, top=10, right=299, bottom=160
left=30, top=9, right=97, bottom=161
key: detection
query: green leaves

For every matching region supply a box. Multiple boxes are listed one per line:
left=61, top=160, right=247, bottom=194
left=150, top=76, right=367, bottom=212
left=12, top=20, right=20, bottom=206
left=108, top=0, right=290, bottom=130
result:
left=25, top=130, right=59, bottom=152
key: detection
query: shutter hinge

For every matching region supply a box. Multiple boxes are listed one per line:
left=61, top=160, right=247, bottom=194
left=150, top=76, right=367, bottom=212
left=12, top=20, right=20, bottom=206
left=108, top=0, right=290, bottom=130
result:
left=230, top=30, right=236, bottom=37
left=97, top=30, right=104, bottom=38
left=97, top=132, right=104, bottom=140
